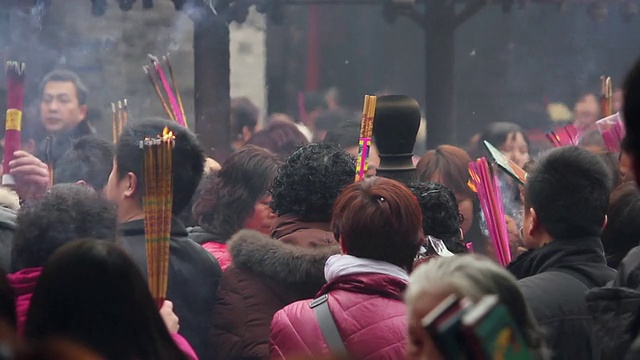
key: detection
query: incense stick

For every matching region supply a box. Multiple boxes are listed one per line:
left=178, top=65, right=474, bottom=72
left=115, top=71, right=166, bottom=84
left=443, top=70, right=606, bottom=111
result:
left=117, top=101, right=124, bottom=139
left=143, top=65, right=175, bottom=121
left=141, top=128, right=175, bottom=307
left=469, top=158, right=511, bottom=266
left=2, top=61, right=25, bottom=186
left=123, top=98, right=129, bottom=130
left=600, top=76, right=613, bottom=118
left=354, top=95, right=377, bottom=182
left=148, top=55, right=185, bottom=127
left=164, top=55, right=187, bottom=128
left=111, top=103, right=117, bottom=143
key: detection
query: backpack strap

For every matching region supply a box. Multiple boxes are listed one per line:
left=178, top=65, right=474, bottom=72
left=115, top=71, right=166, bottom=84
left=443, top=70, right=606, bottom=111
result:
left=310, top=294, right=350, bottom=356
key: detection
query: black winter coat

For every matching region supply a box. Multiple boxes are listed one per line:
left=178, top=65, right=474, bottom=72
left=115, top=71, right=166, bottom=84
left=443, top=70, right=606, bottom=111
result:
left=587, top=246, right=640, bottom=360
left=508, top=237, right=616, bottom=360
left=119, top=218, right=222, bottom=360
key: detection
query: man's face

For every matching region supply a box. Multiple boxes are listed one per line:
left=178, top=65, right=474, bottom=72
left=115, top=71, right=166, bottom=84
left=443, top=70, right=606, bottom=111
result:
left=40, top=81, right=87, bottom=133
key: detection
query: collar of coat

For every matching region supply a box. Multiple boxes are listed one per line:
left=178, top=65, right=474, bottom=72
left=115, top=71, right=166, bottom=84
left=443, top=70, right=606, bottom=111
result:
left=119, top=217, right=188, bottom=238
left=507, top=236, right=613, bottom=282
left=228, top=229, right=339, bottom=286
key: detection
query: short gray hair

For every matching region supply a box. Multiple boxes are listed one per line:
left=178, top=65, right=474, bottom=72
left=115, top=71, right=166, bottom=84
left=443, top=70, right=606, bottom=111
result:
left=406, top=255, right=549, bottom=358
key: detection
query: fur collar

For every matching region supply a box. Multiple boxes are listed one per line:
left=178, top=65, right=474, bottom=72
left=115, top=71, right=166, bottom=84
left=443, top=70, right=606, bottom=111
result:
left=228, top=230, right=339, bottom=285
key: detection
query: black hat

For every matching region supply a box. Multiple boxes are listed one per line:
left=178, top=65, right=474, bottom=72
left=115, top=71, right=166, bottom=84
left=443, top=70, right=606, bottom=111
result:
left=373, top=95, right=421, bottom=184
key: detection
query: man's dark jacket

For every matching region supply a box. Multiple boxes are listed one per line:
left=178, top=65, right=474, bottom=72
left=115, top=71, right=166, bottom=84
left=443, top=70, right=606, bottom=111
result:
left=119, top=218, right=222, bottom=360
left=508, top=237, right=616, bottom=360
left=587, top=246, right=640, bottom=360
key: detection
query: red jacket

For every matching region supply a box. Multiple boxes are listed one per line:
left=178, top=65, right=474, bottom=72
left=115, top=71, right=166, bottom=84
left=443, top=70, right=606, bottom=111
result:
left=7, top=267, right=41, bottom=334
left=270, top=273, right=408, bottom=359
left=202, top=241, right=232, bottom=271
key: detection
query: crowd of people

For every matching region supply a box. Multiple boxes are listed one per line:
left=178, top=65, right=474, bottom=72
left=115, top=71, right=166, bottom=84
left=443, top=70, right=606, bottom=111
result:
left=0, top=49, right=638, bottom=360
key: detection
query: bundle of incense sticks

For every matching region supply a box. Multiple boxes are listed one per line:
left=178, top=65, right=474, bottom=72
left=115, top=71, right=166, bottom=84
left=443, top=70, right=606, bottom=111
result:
left=141, top=127, right=175, bottom=307
left=546, top=124, right=581, bottom=147
left=468, top=157, right=511, bottom=266
left=2, top=61, right=25, bottom=186
left=354, top=95, right=377, bottom=182
left=143, top=54, right=187, bottom=127
left=111, top=99, right=129, bottom=143
left=600, top=76, right=613, bottom=118
left=596, top=112, right=626, bottom=153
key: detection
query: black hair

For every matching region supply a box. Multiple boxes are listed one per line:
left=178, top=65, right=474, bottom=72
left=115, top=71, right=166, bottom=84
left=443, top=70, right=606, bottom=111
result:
left=230, top=97, right=259, bottom=137
left=24, top=240, right=187, bottom=360
left=53, top=135, right=114, bottom=191
left=192, top=146, right=282, bottom=241
left=623, top=56, right=640, bottom=159
left=323, top=120, right=360, bottom=149
left=478, top=122, right=529, bottom=158
left=408, top=181, right=467, bottom=254
left=602, top=182, right=640, bottom=269
left=524, top=146, right=611, bottom=240
left=12, top=184, right=118, bottom=270
left=271, top=143, right=355, bottom=222
left=598, top=152, right=621, bottom=190
left=0, top=268, right=15, bottom=330
left=315, top=110, right=350, bottom=132
left=116, top=118, right=204, bottom=215
left=39, top=69, right=88, bottom=105
left=304, top=92, right=328, bottom=113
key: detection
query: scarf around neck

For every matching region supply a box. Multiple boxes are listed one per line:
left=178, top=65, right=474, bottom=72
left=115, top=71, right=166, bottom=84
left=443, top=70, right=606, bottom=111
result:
left=324, top=254, right=409, bottom=283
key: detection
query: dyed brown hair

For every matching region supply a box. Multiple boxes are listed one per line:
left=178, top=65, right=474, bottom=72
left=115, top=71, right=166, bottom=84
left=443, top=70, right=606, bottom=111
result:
left=416, top=145, right=475, bottom=199
left=331, top=177, right=423, bottom=270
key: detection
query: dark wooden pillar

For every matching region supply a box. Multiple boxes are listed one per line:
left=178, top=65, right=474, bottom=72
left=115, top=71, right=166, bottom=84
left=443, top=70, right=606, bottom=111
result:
left=194, top=10, right=230, bottom=161
left=425, top=0, right=456, bottom=149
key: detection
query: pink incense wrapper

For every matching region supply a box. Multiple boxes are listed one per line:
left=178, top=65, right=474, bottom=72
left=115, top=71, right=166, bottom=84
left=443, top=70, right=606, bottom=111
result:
left=2, top=62, right=25, bottom=186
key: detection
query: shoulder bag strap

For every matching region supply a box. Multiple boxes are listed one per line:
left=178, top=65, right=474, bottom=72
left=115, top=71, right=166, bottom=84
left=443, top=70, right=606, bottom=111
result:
left=310, top=294, right=350, bottom=356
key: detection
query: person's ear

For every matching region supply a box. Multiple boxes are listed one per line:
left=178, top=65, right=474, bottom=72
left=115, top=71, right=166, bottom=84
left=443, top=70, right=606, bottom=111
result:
left=338, top=235, right=346, bottom=255
left=75, top=180, right=88, bottom=187
left=242, top=125, right=252, bottom=142
left=124, top=172, right=137, bottom=199
left=602, top=215, right=608, bottom=229
left=78, top=104, right=88, bottom=122
left=528, top=207, right=538, bottom=237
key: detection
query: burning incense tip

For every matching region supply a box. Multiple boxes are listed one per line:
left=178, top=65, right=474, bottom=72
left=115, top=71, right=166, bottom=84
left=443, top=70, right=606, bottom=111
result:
left=5, top=61, right=25, bottom=75
left=147, top=54, right=160, bottom=65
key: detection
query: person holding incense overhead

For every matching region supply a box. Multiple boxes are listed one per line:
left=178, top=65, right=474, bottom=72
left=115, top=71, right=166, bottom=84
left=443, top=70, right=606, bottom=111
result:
left=36, top=69, right=95, bottom=167
left=478, top=122, right=530, bottom=230
left=103, top=118, right=221, bottom=360
left=506, top=146, right=615, bottom=360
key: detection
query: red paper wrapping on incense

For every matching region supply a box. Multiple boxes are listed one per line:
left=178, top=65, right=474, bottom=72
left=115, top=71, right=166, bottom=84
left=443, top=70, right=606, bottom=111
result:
left=2, top=62, right=25, bottom=186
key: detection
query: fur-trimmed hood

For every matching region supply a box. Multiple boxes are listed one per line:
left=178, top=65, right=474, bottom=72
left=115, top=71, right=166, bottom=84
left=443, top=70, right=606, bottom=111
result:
left=228, top=229, right=339, bottom=286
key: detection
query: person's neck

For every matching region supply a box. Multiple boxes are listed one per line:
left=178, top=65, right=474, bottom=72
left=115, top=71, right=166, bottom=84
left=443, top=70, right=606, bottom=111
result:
left=531, top=232, right=554, bottom=250
left=118, top=205, right=145, bottom=224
